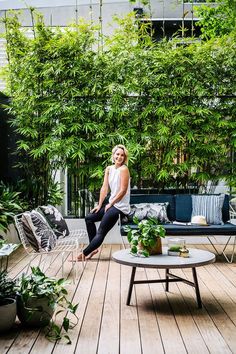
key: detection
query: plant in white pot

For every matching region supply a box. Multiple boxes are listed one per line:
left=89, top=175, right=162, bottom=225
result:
left=16, top=267, right=79, bottom=343
left=125, top=217, right=166, bottom=257
left=0, top=271, right=17, bottom=332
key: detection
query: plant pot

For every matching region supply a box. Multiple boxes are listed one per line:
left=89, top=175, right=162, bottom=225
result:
left=139, top=237, right=162, bottom=255
left=0, top=298, right=17, bottom=332
left=17, top=294, right=54, bottom=327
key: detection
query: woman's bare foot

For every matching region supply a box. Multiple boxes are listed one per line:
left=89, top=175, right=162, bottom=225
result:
left=68, top=253, right=85, bottom=262
left=85, top=249, right=99, bottom=260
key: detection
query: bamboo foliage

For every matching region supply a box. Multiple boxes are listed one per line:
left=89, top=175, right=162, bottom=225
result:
left=2, top=10, right=236, bottom=206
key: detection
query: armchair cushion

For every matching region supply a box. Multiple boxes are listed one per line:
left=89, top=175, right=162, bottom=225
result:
left=22, top=210, right=57, bottom=252
left=39, top=205, right=70, bottom=238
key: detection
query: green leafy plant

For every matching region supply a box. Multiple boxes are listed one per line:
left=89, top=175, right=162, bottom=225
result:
left=0, top=238, right=6, bottom=248
left=125, top=217, right=166, bottom=257
left=0, top=271, right=16, bottom=304
left=0, top=181, right=23, bottom=234
left=2, top=10, right=236, bottom=206
left=195, top=0, right=236, bottom=39
left=16, top=267, right=79, bottom=343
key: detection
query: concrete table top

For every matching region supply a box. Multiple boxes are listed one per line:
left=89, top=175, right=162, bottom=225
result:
left=112, top=247, right=216, bottom=269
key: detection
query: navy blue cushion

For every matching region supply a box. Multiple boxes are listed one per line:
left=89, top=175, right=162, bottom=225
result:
left=222, top=194, right=230, bottom=222
left=121, top=222, right=236, bottom=236
left=130, top=194, right=175, bottom=221
left=175, top=194, right=192, bottom=222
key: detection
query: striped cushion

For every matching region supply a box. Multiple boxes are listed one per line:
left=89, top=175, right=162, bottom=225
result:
left=191, top=195, right=225, bottom=225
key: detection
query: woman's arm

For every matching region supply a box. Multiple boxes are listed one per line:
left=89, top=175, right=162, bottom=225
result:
left=91, top=166, right=110, bottom=213
left=105, top=165, right=130, bottom=212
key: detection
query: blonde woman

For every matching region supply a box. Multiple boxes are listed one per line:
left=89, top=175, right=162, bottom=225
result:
left=76, top=145, right=130, bottom=261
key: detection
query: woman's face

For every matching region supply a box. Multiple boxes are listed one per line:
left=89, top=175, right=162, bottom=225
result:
left=113, top=148, right=125, bottom=166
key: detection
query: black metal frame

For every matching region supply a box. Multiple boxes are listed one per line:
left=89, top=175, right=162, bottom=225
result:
left=126, top=266, right=202, bottom=308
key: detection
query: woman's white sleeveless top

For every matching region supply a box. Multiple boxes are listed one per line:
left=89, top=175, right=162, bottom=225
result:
left=108, top=165, right=130, bottom=215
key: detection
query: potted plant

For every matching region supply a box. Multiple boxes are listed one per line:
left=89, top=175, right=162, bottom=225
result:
left=0, top=271, right=17, bottom=332
left=16, top=267, right=79, bottom=343
left=125, top=217, right=166, bottom=257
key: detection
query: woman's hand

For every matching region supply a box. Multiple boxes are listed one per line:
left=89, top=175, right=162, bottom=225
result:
left=91, top=205, right=101, bottom=213
left=105, top=203, right=112, bottom=212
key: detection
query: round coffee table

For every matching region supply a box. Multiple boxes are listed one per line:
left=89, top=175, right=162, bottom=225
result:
left=112, top=247, right=215, bottom=308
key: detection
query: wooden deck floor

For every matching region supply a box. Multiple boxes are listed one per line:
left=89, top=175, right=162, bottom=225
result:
left=1, top=244, right=236, bottom=354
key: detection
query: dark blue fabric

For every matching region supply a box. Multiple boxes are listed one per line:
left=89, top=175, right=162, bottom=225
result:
left=223, top=194, right=230, bottom=222
left=175, top=194, right=192, bottom=222
left=121, top=222, right=236, bottom=236
left=130, top=194, right=175, bottom=221
left=121, top=193, right=232, bottom=236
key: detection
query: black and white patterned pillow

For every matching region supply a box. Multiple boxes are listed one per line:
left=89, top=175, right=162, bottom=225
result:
left=22, top=211, right=57, bottom=252
left=147, top=203, right=170, bottom=223
left=191, top=194, right=225, bottom=225
left=39, top=205, right=69, bottom=238
left=21, top=214, right=39, bottom=252
left=129, top=203, right=170, bottom=223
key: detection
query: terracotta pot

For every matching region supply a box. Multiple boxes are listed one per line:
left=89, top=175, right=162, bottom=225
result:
left=139, top=237, right=162, bottom=255
left=0, top=298, right=17, bottom=332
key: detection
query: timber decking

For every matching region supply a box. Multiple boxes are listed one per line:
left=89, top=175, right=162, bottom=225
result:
left=0, top=244, right=236, bottom=354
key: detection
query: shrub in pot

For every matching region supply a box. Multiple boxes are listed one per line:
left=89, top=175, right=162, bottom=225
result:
left=0, top=271, right=17, bottom=332
left=125, top=217, right=166, bottom=257
left=16, top=267, right=79, bottom=343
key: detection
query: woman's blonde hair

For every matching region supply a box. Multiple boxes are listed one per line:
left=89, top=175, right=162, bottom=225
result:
left=111, top=144, right=128, bottom=165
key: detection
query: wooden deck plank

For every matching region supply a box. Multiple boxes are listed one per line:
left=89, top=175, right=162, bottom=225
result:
left=1, top=244, right=236, bottom=354
left=53, top=251, right=100, bottom=353
left=145, top=268, right=187, bottom=354
left=203, top=244, right=236, bottom=286
left=120, top=264, right=142, bottom=354
left=135, top=268, right=164, bottom=354
left=157, top=269, right=209, bottom=354
left=177, top=267, right=234, bottom=353
left=97, top=244, right=121, bottom=354
left=75, top=245, right=111, bottom=354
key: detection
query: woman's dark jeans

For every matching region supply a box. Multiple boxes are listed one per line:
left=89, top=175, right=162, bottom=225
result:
left=83, top=206, right=122, bottom=257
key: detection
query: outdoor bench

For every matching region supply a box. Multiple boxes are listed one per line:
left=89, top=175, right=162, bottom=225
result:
left=120, top=194, right=236, bottom=263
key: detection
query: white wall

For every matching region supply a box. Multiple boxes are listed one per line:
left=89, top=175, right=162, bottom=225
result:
left=2, top=219, right=235, bottom=247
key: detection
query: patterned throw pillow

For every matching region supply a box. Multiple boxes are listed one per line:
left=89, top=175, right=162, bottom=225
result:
left=191, top=194, right=225, bottom=225
left=39, top=205, right=69, bottom=238
left=22, top=211, right=57, bottom=252
left=129, top=203, right=170, bottom=223
left=21, top=214, right=39, bottom=252
left=147, top=203, right=170, bottom=223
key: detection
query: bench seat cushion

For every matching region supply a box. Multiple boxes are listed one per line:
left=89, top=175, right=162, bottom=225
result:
left=121, top=222, right=236, bottom=236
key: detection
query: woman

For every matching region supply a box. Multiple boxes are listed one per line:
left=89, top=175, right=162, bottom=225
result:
left=76, top=145, right=130, bottom=261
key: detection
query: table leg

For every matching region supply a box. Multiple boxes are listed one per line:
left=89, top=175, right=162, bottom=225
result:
left=165, top=268, right=169, bottom=292
left=126, top=267, right=136, bottom=306
left=192, top=267, right=202, bottom=309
